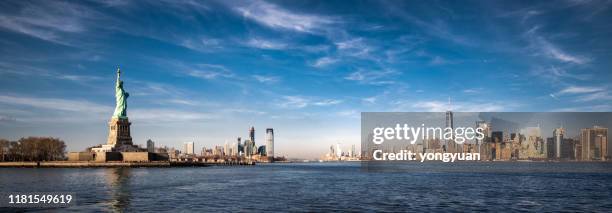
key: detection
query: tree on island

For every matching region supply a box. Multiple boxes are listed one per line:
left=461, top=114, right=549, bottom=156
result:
left=0, top=137, right=66, bottom=162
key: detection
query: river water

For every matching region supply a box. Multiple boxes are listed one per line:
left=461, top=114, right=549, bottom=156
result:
left=1, top=162, right=611, bottom=212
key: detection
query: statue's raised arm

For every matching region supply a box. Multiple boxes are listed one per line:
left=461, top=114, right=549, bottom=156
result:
left=116, top=68, right=121, bottom=87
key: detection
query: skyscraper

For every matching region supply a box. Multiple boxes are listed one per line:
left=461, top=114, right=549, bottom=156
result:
left=244, top=139, right=254, bottom=157
left=183, top=142, right=194, bottom=155
left=336, top=143, right=342, bottom=157
left=266, top=128, right=274, bottom=160
left=475, top=121, right=491, bottom=155
left=224, top=141, right=229, bottom=157
left=146, top=139, right=155, bottom=153
left=249, top=126, right=255, bottom=144
left=581, top=126, right=608, bottom=161
left=237, top=137, right=242, bottom=155
left=554, top=127, right=565, bottom=159
left=445, top=97, right=454, bottom=153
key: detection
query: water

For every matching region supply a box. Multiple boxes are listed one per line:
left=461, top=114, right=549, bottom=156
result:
left=1, top=162, right=612, bottom=212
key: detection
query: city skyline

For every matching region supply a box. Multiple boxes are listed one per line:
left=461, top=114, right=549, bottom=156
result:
left=1, top=1, right=612, bottom=158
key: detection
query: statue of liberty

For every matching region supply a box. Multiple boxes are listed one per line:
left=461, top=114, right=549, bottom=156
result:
left=113, top=68, right=129, bottom=118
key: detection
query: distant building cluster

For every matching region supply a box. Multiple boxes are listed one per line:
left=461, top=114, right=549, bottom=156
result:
left=146, top=126, right=278, bottom=163
left=364, top=111, right=609, bottom=162
left=321, top=143, right=360, bottom=161
left=471, top=125, right=608, bottom=161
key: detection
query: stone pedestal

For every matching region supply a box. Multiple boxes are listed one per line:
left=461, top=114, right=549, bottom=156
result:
left=107, top=117, right=133, bottom=149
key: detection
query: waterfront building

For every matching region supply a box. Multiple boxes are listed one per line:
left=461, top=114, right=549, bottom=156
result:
left=213, top=146, right=224, bottom=156
left=580, top=126, right=608, bottom=161
left=445, top=104, right=455, bottom=153
left=554, top=127, right=565, bottom=159
left=237, top=137, right=243, bottom=155
left=546, top=137, right=555, bottom=159
left=266, top=128, right=274, bottom=160
left=147, top=139, right=155, bottom=153
left=491, top=131, right=503, bottom=160
left=184, top=142, right=194, bottom=155
left=475, top=121, right=491, bottom=156
left=232, top=142, right=239, bottom=156
left=336, top=143, right=342, bottom=157
left=258, top=145, right=266, bottom=156
left=249, top=126, right=255, bottom=144
left=224, top=142, right=229, bottom=156
left=562, top=138, right=576, bottom=160
left=244, top=139, right=254, bottom=157
left=519, top=127, right=546, bottom=160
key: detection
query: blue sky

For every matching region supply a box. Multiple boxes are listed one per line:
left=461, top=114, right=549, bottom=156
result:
left=0, top=0, right=611, bottom=158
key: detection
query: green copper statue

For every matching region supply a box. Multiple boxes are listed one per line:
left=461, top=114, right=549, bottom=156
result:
left=113, top=68, right=129, bottom=118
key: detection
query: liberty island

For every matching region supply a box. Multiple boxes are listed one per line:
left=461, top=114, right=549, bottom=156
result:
left=0, top=67, right=271, bottom=167
left=90, top=68, right=140, bottom=153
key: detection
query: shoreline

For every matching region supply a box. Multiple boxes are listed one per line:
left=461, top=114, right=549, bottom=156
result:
left=0, top=161, right=255, bottom=168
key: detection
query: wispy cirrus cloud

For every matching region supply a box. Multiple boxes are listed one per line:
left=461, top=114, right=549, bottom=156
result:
left=234, top=1, right=335, bottom=33
left=187, top=64, right=234, bottom=80
left=311, top=56, right=338, bottom=68
left=557, top=86, right=605, bottom=94
left=245, top=38, right=287, bottom=50
left=524, top=26, right=589, bottom=64
left=404, top=100, right=507, bottom=112
left=0, top=1, right=104, bottom=45
left=334, top=38, right=374, bottom=59
left=537, top=37, right=589, bottom=64
left=344, top=69, right=399, bottom=85
left=277, top=96, right=342, bottom=109
left=130, top=108, right=216, bottom=123
left=0, top=95, right=111, bottom=113
left=552, top=85, right=611, bottom=102
left=462, top=88, right=484, bottom=94
left=253, top=75, right=280, bottom=84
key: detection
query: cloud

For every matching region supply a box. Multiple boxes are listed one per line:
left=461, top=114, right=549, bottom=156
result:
left=313, top=99, right=343, bottom=106
left=234, top=1, right=334, bottom=33
left=163, top=99, right=200, bottom=106
left=529, top=65, right=593, bottom=83
left=551, top=86, right=611, bottom=102
left=337, top=110, right=358, bottom=118
left=538, top=37, right=588, bottom=64
left=245, top=38, right=287, bottom=50
left=553, top=104, right=612, bottom=112
left=400, top=100, right=506, bottom=112
left=334, top=38, right=373, bottom=58
left=253, top=75, right=280, bottom=83
left=430, top=56, right=450, bottom=65
left=525, top=27, right=589, bottom=64
left=311, top=56, right=338, bottom=68
left=462, top=88, right=483, bottom=94
left=130, top=109, right=216, bottom=123
left=180, top=37, right=222, bottom=52
left=187, top=64, right=234, bottom=80
left=57, top=74, right=103, bottom=82
left=344, top=69, right=398, bottom=85
left=278, top=96, right=309, bottom=108
left=557, top=86, right=604, bottom=94
left=0, top=1, right=103, bottom=44
left=574, top=91, right=612, bottom=102
left=277, top=96, right=342, bottom=108
left=362, top=96, right=377, bottom=104
left=0, top=95, right=111, bottom=113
